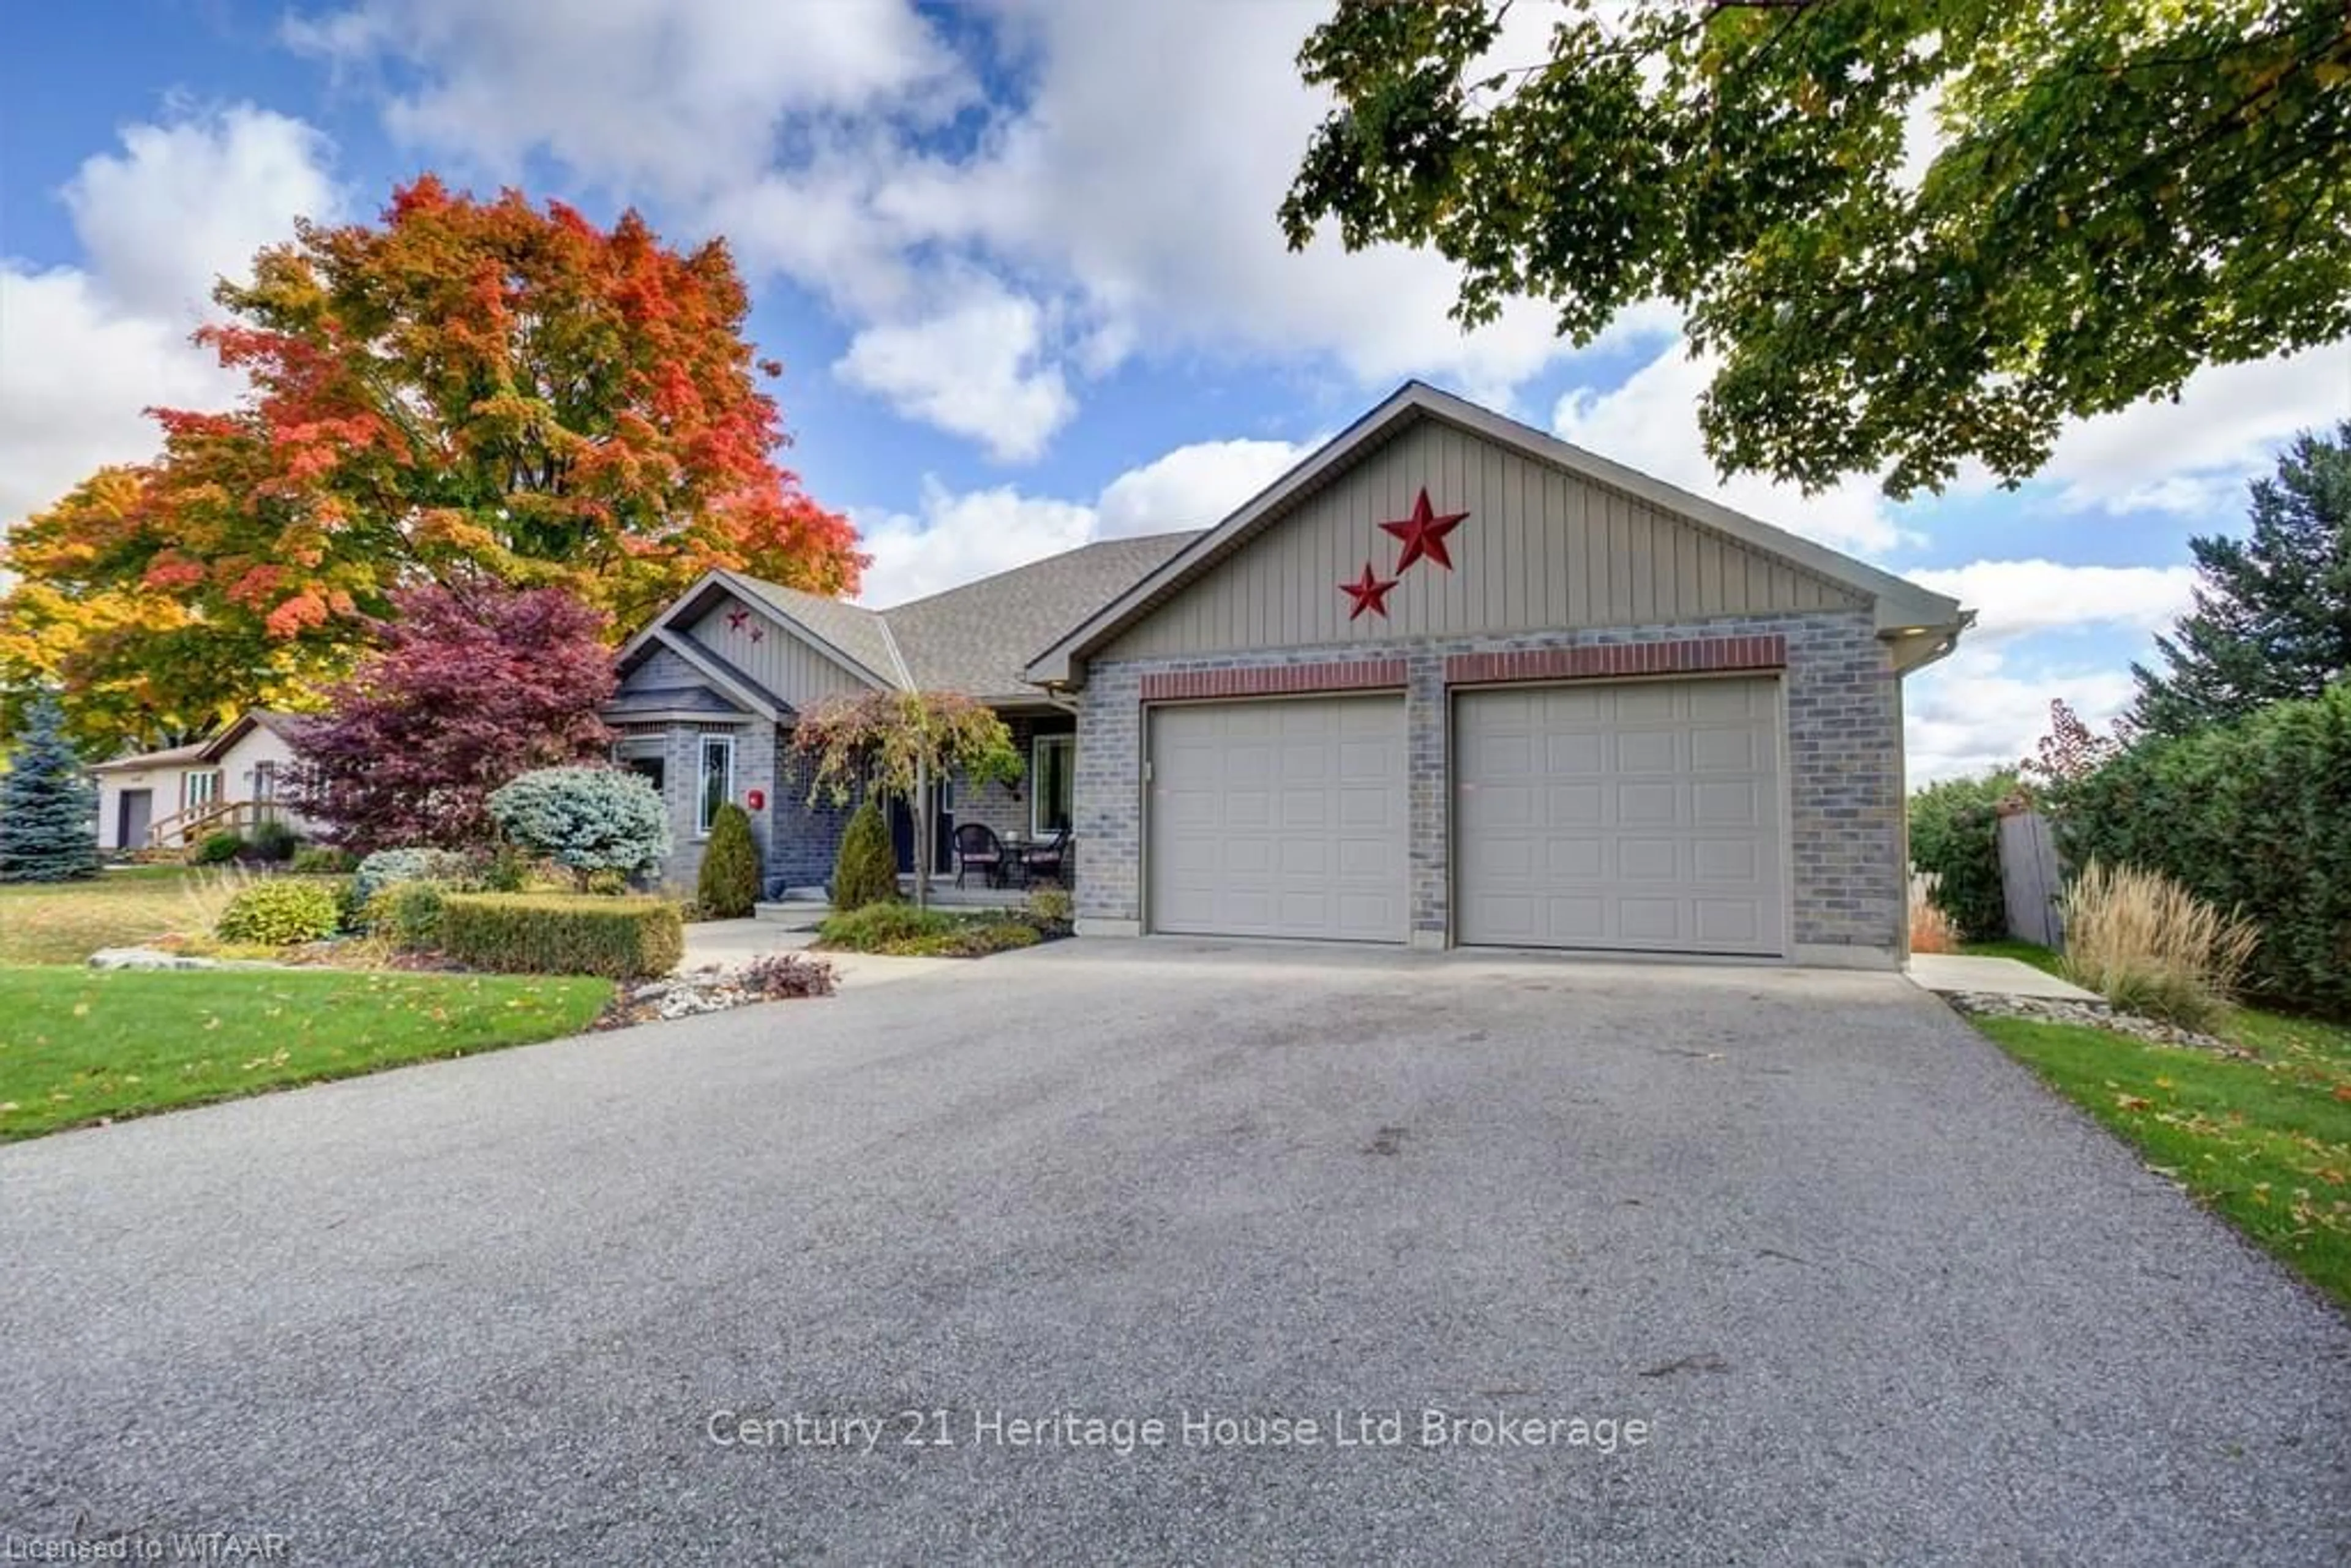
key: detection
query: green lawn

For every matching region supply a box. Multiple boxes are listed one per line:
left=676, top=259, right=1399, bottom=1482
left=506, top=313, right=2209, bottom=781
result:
left=1970, top=990, right=2351, bottom=1311
left=0, top=966, right=613, bottom=1141
left=0, top=867, right=245, bottom=965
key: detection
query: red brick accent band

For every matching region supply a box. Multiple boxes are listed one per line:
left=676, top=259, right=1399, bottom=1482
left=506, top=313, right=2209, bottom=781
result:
left=1444, top=635, right=1785, bottom=687
left=1141, top=659, right=1411, bottom=703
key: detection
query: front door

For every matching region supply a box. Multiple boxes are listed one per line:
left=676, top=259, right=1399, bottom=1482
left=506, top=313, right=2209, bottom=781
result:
left=118, top=789, right=153, bottom=850
left=888, top=784, right=955, bottom=876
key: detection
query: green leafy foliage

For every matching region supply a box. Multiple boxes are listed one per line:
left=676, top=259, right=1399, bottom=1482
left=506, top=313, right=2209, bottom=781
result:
left=816, top=902, right=1041, bottom=958
left=192, top=831, right=246, bottom=866
left=438, top=893, right=684, bottom=980
left=0, top=694, right=97, bottom=883
left=290, top=845, right=354, bottom=875
left=697, top=802, right=762, bottom=918
left=247, top=819, right=299, bottom=863
left=214, top=879, right=343, bottom=946
left=1283, top=1, right=2351, bottom=497
left=2131, top=422, right=2351, bottom=738
left=486, top=766, right=670, bottom=881
left=1907, top=770, right=2018, bottom=941
left=351, top=847, right=474, bottom=915
left=1025, top=886, right=1074, bottom=936
left=2050, top=684, right=2351, bottom=1016
left=369, top=881, right=449, bottom=951
left=830, top=800, right=899, bottom=912
left=818, top=903, right=959, bottom=948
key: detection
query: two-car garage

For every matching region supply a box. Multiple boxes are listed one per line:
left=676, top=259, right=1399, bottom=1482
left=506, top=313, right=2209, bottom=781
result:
left=1143, top=674, right=1788, bottom=957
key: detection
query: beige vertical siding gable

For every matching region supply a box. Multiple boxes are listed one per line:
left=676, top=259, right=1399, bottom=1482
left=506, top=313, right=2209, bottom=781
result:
left=1103, top=419, right=1864, bottom=658
left=680, top=596, right=874, bottom=710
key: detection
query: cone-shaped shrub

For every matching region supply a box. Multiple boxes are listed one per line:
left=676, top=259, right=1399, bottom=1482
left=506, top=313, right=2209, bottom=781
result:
left=698, top=802, right=762, bottom=918
left=831, top=798, right=899, bottom=911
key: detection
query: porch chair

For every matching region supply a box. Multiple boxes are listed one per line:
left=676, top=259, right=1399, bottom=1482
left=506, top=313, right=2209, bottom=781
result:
left=953, top=822, right=1008, bottom=889
left=1019, top=827, right=1071, bottom=887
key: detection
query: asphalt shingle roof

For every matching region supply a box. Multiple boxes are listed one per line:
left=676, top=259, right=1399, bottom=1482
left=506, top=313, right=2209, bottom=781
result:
left=719, top=573, right=904, bottom=688
left=716, top=531, right=1200, bottom=705
left=877, top=531, right=1200, bottom=702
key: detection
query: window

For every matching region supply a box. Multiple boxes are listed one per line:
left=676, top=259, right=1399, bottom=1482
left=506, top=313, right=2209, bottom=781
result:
left=252, top=760, right=278, bottom=801
left=624, top=754, right=666, bottom=795
left=182, top=770, right=220, bottom=810
left=1032, top=733, right=1074, bottom=836
left=697, top=737, right=734, bottom=836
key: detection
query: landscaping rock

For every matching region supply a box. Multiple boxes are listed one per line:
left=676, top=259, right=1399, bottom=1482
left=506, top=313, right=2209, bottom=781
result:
left=87, top=947, right=298, bottom=972
left=1943, top=990, right=2244, bottom=1055
left=602, top=954, right=836, bottom=1029
left=88, top=947, right=220, bottom=970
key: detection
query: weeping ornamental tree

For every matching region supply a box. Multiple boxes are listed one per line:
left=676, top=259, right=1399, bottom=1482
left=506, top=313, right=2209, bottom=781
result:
left=790, top=692, right=1022, bottom=910
left=0, top=692, right=100, bottom=882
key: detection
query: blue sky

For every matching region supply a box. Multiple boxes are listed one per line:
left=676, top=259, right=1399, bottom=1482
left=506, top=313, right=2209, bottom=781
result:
left=4, top=1, right=2345, bottom=779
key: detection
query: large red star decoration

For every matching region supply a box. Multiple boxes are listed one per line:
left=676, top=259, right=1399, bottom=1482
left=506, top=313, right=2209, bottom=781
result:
left=726, top=607, right=749, bottom=632
left=1339, top=561, right=1399, bottom=620
left=1379, top=487, right=1469, bottom=572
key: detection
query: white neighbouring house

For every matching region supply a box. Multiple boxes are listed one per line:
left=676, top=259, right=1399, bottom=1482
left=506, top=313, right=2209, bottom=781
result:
left=88, top=711, right=312, bottom=853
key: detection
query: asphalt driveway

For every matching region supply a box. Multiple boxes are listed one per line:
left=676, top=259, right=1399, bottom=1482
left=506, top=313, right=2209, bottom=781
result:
left=3, top=942, right=2346, bottom=1564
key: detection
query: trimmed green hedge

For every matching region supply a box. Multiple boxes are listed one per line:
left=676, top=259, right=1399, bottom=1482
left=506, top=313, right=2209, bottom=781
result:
left=2050, top=684, right=2351, bottom=1017
left=439, top=893, right=684, bottom=980
left=1907, top=770, right=2017, bottom=941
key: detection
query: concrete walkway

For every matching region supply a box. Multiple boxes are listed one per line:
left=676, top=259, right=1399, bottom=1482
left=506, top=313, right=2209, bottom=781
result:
left=1907, top=951, right=2103, bottom=1001
left=677, top=918, right=962, bottom=988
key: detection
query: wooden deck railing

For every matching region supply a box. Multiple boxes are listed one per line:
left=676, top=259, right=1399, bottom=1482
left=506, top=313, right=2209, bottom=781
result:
left=145, top=799, right=288, bottom=849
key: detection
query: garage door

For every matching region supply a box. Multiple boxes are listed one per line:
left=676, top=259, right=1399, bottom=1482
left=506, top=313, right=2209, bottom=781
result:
left=1148, top=696, right=1407, bottom=942
left=1455, top=677, right=1784, bottom=955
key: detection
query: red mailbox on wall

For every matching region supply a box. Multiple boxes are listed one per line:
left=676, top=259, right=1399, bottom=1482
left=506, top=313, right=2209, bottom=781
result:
left=746, top=789, right=767, bottom=812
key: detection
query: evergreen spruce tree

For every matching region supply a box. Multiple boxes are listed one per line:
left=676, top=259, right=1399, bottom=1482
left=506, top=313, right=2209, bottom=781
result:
left=2130, top=422, right=2351, bottom=738
left=0, top=692, right=100, bottom=882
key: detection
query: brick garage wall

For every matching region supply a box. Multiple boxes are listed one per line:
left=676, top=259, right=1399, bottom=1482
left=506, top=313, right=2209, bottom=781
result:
left=1073, top=608, right=1903, bottom=961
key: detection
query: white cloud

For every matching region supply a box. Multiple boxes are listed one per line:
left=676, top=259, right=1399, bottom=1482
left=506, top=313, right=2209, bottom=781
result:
left=1551, top=337, right=1907, bottom=556
left=62, top=107, right=338, bottom=319
left=1905, top=560, right=2199, bottom=643
left=290, top=0, right=1662, bottom=451
left=287, top=0, right=967, bottom=201
left=1095, top=438, right=1311, bottom=538
left=855, top=479, right=1097, bottom=607
left=2039, top=345, right=2351, bottom=517
left=1904, top=641, right=2139, bottom=786
left=833, top=281, right=1076, bottom=463
left=856, top=433, right=1313, bottom=605
left=1, top=107, right=340, bottom=533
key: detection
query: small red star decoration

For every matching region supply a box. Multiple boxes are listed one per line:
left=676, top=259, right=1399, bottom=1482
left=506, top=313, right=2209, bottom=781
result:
left=1339, top=561, right=1399, bottom=621
left=748, top=625, right=763, bottom=643
left=726, top=608, right=749, bottom=632
left=1379, top=487, right=1469, bottom=572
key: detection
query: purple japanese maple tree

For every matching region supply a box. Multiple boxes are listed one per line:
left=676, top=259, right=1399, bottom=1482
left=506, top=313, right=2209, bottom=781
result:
left=284, top=584, right=617, bottom=853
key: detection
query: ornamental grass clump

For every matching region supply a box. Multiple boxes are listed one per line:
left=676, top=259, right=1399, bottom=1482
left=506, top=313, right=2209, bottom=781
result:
left=2060, top=859, right=2259, bottom=1032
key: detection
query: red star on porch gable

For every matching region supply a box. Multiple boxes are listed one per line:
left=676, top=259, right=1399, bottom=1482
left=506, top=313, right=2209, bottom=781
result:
left=1379, top=487, right=1469, bottom=572
left=1339, top=561, right=1398, bottom=621
left=726, top=608, right=749, bottom=632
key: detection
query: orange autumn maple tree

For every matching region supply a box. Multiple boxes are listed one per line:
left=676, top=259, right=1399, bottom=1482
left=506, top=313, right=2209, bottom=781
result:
left=0, top=176, right=863, bottom=749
